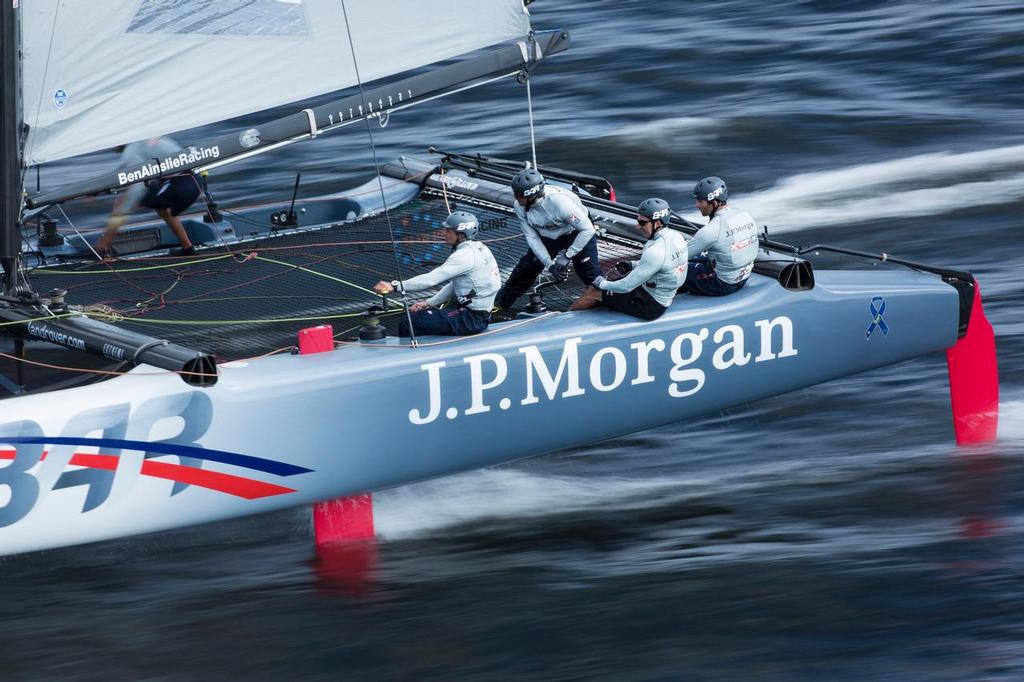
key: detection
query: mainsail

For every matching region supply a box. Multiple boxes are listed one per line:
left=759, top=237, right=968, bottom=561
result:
left=21, top=0, right=532, bottom=166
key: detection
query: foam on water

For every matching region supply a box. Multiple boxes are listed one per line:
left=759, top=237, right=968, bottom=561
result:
left=738, top=145, right=1024, bottom=233
left=373, top=468, right=694, bottom=540
left=998, top=399, right=1024, bottom=443
left=370, top=440, right=955, bottom=541
left=539, top=114, right=720, bottom=150
left=614, top=116, right=720, bottom=141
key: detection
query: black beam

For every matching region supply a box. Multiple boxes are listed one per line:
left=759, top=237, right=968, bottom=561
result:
left=0, top=306, right=218, bottom=387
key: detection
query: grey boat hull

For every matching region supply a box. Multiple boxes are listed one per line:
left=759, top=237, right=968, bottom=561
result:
left=0, top=268, right=959, bottom=555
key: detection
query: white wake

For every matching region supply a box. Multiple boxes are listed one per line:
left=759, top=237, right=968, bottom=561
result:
left=741, top=145, right=1024, bottom=233
left=372, top=468, right=692, bottom=540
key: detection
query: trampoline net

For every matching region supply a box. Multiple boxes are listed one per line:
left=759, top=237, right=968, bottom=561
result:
left=25, top=189, right=642, bottom=361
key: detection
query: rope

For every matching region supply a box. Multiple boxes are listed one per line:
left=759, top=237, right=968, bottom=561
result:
left=252, top=255, right=377, bottom=295
left=83, top=307, right=401, bottom=327
left=438, top=167, right=453, bottom=215
left=339, top=0, right=419, bottom=347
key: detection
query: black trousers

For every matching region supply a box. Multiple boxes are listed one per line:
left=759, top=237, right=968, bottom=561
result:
left=495, top=233, right=600, bottom=309
left=399, top=306, right=490, bottom=338
left=141, top=174, right=201, bottom=216
left=603, top=284, right=667, bottom=321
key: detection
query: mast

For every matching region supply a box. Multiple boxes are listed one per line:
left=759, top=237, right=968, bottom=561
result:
left=0, top=0, right=23, bottom=292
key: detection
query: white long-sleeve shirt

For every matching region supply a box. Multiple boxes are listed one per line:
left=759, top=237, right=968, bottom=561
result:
left=598, top=227, right=688, bottom=307
left=396, top=240, right=501, bottom=311
left=686, top=205, right=759, bottom=284
left=514, top=186, right=596, bottom=266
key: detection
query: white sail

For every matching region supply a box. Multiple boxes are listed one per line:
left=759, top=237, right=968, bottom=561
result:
left=21, top=0, right=531, bottom=166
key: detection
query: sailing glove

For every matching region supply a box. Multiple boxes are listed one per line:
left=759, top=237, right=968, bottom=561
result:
left=547, top=250, right=572, bottom=281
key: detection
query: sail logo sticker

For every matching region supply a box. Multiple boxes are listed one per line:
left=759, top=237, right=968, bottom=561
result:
left=866, top=296, right=889, bottom=339
left=52, top=89, right=68, bottom=109
left=239, top=128, right=262, bottom=148
left=117, top=146, right=221, bottom=185
left=408, top=316, right=799, bottom=425
left=439, top=175, right=479, bottom=191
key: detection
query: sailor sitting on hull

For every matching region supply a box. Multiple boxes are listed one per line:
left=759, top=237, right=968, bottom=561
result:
left=680, top=176, right=759, bottom=296
left=374, top=211, right=500, bottom=338
left=570, top=198, right=688, bottom=320
left=492, top=168, right=601, bottom=311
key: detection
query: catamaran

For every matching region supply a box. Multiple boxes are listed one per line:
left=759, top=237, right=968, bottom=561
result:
left=0, top=1, right=998, bottom=558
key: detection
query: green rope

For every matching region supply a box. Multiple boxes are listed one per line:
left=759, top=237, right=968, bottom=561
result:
left=31, top=253, right=235, bottom=275
left=252, top=255, right=378, bottom=295
left=83, top=308, right=403, bottom=327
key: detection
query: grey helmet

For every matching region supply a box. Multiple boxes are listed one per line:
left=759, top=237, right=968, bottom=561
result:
left=511, top=167, right=545, bottom=199
left=693, top=176, right=728, bottom=203
left=443, top=211, right=479, bottom=240
left=638, top=197, right=672, bottom=227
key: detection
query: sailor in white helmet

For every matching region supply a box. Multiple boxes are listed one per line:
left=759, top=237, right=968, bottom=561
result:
left=374, top=211, right=501, bottom=337
left=492, top=167, right=600, bottom=310
left=570, top=198, right=688, bottom=320
left=680, top=176, right=759, bottom=296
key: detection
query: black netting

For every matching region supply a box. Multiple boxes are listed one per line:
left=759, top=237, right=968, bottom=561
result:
left=24, top=190, right=641, bottom=361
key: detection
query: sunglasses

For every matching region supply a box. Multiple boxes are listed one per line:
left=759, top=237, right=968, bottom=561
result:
left=636, top=217, right=652, bottom=225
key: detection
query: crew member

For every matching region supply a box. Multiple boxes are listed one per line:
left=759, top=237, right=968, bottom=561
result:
left=680, top=176, right=759, bottom=296
left=96, top=136, right=201, bottom=258
left=570, top=198, right=687, bottom=320
left=492, top=168, right=600, bottom=310
left=374, top=211, right=500, bottom=337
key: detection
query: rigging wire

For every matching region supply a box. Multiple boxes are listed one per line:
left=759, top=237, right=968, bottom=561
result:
left=526, top=76, right=538, bottom=169
left=339, top=0, right=419, bottom=347
left=525, top=32, right=539, bottom=169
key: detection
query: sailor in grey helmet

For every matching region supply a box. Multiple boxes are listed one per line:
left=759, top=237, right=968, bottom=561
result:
left=570, top=198, right=688, bottom=320
left=679, top=176, right=759, bottom=296
left=374, top=211, right=501, bottom=337
left=492, top=167, right=601, bottom=310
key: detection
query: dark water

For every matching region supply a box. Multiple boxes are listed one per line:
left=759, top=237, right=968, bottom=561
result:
left=5, top=2, right=1024, bottom=679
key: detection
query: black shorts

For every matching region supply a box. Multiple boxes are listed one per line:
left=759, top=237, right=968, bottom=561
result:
left=140, top=175, right=200, bottom=216
left=603, top=285, right=667, bottom=321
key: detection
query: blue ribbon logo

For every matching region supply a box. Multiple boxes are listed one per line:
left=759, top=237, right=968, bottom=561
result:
left=866, top=296, right=889, bottom=339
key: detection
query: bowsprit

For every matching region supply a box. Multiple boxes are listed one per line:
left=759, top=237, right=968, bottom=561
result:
left=866, top=296, right=889, bottom=339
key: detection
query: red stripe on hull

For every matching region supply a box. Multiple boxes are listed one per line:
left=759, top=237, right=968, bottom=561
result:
left=0, top=449, right=296, bottom=499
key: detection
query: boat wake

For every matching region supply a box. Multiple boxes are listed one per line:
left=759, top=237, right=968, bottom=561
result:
left=373, top=468, right=700, bottom=540
left=742, top=144, right=1024, bottom=233
left=998, top=399, right=1024, bottom=443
